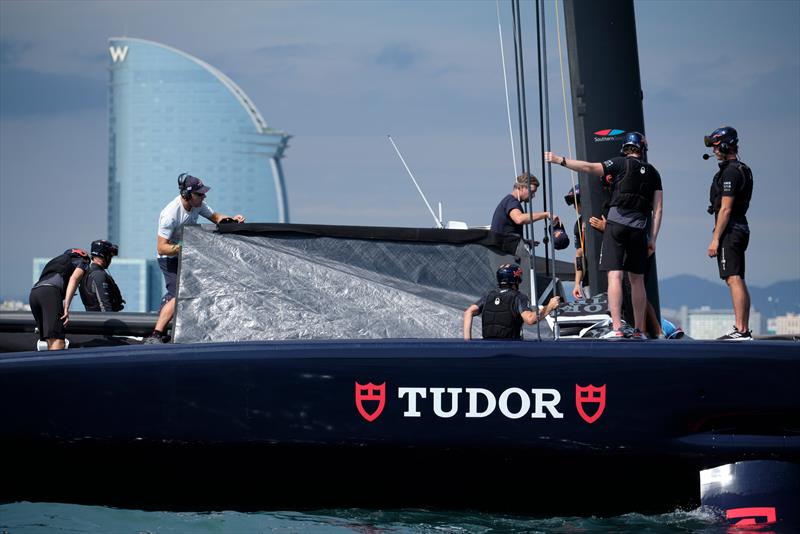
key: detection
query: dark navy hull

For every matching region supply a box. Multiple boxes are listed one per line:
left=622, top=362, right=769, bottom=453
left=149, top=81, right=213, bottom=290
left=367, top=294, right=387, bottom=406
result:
left=2, top=339, right=798, bottom=514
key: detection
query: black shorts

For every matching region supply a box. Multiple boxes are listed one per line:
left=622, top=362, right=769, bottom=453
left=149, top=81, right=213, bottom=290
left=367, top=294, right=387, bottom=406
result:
left=598, top=220, right=648, bottom=274
left=29, top=285, right=65, bottom=340
left=158, top=256, right=179, bottom=301
left=718, top=228, right=749, bottom=279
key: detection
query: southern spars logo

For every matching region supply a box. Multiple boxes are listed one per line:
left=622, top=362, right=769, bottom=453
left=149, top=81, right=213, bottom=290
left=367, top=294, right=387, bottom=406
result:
left=593, top=128, right=625, bottom=142
left=354, top=381, right=606, bottom=424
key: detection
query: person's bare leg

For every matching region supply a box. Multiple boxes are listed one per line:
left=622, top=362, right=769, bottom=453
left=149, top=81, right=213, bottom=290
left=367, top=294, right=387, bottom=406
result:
left=48, top=338, right=65, bottom=350
left=607, top=270, right=624, bottom=330
left=154, top=298, right=176, bottom=334
left=628, top=272, right=647, bottom=333
left=646, top=301, right=662, bottom=338
left=726, top=275, right=751, bottom=332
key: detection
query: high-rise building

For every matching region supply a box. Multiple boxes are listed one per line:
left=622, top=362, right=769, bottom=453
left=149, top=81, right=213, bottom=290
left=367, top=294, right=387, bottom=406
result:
left=107, top=37, right=290, bottom=310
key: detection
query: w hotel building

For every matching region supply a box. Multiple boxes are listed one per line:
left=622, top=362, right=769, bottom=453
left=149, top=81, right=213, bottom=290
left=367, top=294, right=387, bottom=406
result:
left=106, top=37, right=290, bottom=310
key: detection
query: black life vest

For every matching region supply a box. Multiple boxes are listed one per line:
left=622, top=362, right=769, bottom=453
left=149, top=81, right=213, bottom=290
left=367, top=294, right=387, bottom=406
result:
left=79, top=263, right=125, bottom=312
left=708, top=160, right=753, bottom=222
left=609, top=157, right=657, bottom=214
left=35, top=250, right=89, bottom=296
left=481, top=289, right=524, bottom=339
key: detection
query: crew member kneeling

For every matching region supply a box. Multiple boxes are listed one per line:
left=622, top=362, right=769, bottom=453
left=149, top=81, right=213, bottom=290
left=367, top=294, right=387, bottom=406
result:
left=463, top=263, right=560, bottom=340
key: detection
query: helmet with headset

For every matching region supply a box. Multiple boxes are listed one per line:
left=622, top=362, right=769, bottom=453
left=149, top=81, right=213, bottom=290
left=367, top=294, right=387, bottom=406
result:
left=704, top=126, right=738, bottom=154
left=496, top=263, right=523, bottom=288
left=621, top=131, right=647, bottom=155
left=90, top=239, right=119, bottom=264
left=564, top=184, right=581, bottom=206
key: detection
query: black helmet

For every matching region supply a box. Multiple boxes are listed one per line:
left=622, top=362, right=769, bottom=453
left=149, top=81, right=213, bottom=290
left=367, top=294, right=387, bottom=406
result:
left=90, top=239, right=119, bottom=264
left=621, top=131, right=647, bottom=154
left=496, top=263, right=523, bottom=287
left=564, top=184, right=581, bottom=206
left=704, top=126, right=738, bottom=153
left=551, top=222, right=570, bottom=250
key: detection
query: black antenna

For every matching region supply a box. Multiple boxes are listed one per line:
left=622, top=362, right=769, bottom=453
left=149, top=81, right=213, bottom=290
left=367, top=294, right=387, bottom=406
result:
left=535, top=0, right=550, bottom=274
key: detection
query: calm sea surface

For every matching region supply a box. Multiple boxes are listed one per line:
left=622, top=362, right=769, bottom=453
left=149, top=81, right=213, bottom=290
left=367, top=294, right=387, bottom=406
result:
left=0, top=502, right=779, bottom=533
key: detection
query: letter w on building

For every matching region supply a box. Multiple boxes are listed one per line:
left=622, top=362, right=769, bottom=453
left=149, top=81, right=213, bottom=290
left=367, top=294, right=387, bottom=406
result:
left=109, top=46, right=129, bottom=63
left=355, top=381, right=386, bottom=422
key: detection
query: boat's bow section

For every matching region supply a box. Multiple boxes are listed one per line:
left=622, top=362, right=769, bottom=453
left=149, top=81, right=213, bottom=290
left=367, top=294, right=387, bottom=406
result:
left=1, top=338, right=798, bottom=513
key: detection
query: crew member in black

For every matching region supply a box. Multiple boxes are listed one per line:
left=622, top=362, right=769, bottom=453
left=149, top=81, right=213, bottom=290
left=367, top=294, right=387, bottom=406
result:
left=705, top=126, right=754, bottom=340
left=564, top=185, right=590, bottom=300
left=29, top=248, right=90, bottom=350
left=79, top=240, right=125, bottom=312
left=490, top=172, right=557, bottom=237
left=545, top=132, right=663, bottom=340
left=463, top=263, right=560, bottom=340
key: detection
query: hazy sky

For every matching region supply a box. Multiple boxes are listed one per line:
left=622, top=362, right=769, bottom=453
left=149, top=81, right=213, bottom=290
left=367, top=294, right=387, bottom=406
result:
left=1, top=0, right=799, bottom=300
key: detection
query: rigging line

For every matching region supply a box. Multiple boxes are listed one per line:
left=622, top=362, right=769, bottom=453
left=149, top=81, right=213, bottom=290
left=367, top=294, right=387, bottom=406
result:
left=496, top=0, right=518, bottom=179
left=387, top=135, right=443, bottom=229
left=511, top=1, right=527, bottom=183
left=538, top=0, right=559, bottom=339
left=554, top=0, right=583, bottom=254
left=510, top=0, right=531, bottom=250
left=512, top=0, right=541, bottom=341
left=534, top=0, right=550, bottom=275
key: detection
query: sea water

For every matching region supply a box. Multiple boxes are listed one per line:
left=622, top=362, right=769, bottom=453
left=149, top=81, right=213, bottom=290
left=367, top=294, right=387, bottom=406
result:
left=0, top=501, right=777, bottom=533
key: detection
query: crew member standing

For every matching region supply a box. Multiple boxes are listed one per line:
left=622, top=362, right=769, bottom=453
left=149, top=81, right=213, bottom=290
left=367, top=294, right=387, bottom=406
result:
left=29, top=248, right=89, bottom=350
left=145, top=173, right=245, bottom=343
left=463, top=263, right=560, bottom=340
left=705, top=126, right=754, bottom=340
left=564, top=185, right=590, bottom=300
left=79, top=239, right=125, bottom=312
left=545, top=132, right=663, bottom=340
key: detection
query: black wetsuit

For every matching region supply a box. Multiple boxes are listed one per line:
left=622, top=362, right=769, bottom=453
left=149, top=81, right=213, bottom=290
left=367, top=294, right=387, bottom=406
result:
left=79, top=263, right=125, bottom=312
left=709, top=159, right=753, bottom=279
left=29, top=250, right=89, bottom=340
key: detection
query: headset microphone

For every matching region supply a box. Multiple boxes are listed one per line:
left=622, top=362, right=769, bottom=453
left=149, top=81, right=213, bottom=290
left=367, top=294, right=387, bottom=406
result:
left=702, top=154, right=712, bottom=160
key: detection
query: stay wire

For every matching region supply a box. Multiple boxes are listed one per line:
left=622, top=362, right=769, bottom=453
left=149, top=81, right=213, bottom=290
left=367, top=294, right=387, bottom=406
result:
left=512, top=0, right=541, bottom=341
left=538, top=0, right=559, bottom=339
left=534, top=0, right=550, bottom=275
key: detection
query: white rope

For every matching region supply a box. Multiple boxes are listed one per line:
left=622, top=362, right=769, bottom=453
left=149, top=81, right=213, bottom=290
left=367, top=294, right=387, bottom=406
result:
left=497, top=0, right=518, bottom=179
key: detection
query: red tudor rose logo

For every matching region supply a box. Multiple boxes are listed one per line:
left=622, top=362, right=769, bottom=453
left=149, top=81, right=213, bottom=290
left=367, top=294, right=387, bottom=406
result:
left=575, top=384, right=606, bottom=424
left=355, top=381, right=386, bottom=422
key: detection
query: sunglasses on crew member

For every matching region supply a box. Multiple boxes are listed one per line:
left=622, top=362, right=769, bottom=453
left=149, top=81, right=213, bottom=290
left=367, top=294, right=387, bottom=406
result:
left=192, top=192, right=206, bottom=198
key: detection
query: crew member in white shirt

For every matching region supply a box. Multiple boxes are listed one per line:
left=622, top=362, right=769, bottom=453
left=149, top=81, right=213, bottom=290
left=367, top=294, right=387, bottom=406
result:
left=145, top=173, right=245, bottom=343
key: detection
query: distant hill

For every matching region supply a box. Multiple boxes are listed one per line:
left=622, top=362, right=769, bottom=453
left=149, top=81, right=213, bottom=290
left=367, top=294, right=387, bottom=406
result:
left=659, top=274, right=800, bottom=317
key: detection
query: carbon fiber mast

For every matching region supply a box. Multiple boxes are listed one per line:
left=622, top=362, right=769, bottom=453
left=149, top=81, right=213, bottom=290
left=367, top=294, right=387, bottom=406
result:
left=563, top=0, right=660, bottom=319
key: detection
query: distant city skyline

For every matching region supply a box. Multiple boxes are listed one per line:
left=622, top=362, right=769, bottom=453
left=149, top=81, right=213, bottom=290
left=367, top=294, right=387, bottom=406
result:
left=2, top=0, right=799, bottom=300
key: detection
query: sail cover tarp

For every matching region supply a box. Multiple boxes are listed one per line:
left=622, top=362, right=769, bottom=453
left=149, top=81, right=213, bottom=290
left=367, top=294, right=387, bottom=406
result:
left=173, top=224, right=553, bottom=343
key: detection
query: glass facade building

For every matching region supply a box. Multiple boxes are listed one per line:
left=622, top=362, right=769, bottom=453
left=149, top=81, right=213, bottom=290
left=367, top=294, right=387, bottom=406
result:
left=107, top=37, right=291, bottom=310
